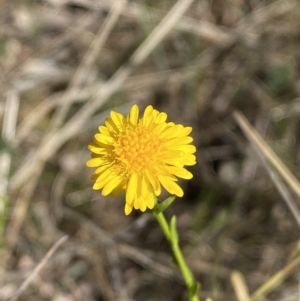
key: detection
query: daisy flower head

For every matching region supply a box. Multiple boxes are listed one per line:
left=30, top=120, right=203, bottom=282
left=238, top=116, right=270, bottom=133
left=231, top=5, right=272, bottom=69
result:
left=86, top=104, right=196, bottom=215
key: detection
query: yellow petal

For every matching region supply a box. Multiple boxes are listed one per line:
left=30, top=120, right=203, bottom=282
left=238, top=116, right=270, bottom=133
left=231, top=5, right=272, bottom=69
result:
left=133, top=198, right=139, bottom=209
left=110, top=111, right=125, bottom=128
left=163, top=158, right=184, bottom=167
left=92, top=173, right=114, bottom=190
left=160, top=125, right=182, bottom=139
left=160, top=150, right=185, bottom=160
left=95, top=133, right=115, bottom=145
left=102, top=176, right=123, bottom=196
left=164, top=166, right=193, bottom=179
left=155, top=112, right=167, bottom=123
left=164, top=136, right=193, bottom=147
left=141, top=174, right=151, bottom=199
left=111, top=184, right=123, bottom=197
left=143, top=105, right=155, bottom=126
left=94, top=164, right=111, bottom=174
left=153, top=123, right=168, bottom=135
left=170, top=145, right=196, bottom=154
left=105, top=117, right=119, bottom=134
left=146, top=194, right=156, bottom=209
left=143, top=105, right=153, bottom=116
left=91, top=173, right=99, bottom=180
left=95, top=167, right=114, bottom=184
left=88, top=143, right=107, bottom=155
left=180, top=126, right=192, bottom=136
left=125, top=203, right=133, bottom=215
left=130, top=104, right=139, bottom=125
left=92, top=182, right=103, bottom=190
left=182, top=155, right=197, bottom=166
left=98, top=126, right=110, bottom=135
left=126, top=173, right=138, bottom=204
left=145, top=170, right=161, bottom=195
left=138, top=197, right=147, bottom=212
left=86, top=157, right=105, bottom=167
left=153, top=166, right=177, bottom=180
left=158, top=175, right=183, bottom=197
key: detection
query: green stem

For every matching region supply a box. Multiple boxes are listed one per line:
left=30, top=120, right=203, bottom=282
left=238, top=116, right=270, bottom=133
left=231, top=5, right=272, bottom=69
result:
left=154, top=211, right=200, bottom=301
left=155, top=211, right=171, bottom=238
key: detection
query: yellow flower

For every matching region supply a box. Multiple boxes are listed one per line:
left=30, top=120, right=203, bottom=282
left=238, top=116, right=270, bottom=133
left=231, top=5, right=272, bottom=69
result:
left=86, top=104, right=196, bottom=215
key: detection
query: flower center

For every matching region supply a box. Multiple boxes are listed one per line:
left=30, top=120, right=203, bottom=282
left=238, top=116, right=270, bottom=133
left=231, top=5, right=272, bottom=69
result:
left=113, top=124, right=160, bottom=174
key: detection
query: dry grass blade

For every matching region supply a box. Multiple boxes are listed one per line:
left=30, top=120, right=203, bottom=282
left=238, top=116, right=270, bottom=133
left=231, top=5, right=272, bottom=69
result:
left=63, top=207, right=127, bottom=301
left=231, top=271, right=250, bottom=301
left=236, top=0, right=297, bottom=31
left=234, top=110, right=300, bottom=298
left=15, top=87, right=97, bottom=145
left=0, top=91, right=19, bottom=240
left=233, top=111, right=300, bottom=202
left=63, top=0, right=228, bottom=44
left=0, top=91, right=19, bottom=198
left=126, top=0, right=195, bottom=66
left=6, top=164, right=43, bottom=246
left=118, top=243, right=181, bottom=281
left=8, top=235, right=68, bottom=301
left=250, top=139, right=300, bottom=228
left=50, top=0, right=127, bottom=131
left=65, top=0, right=297, bottom=47
left=234, top=111, right=300, bottom=228
left=249, top=254, right=300, bottom=301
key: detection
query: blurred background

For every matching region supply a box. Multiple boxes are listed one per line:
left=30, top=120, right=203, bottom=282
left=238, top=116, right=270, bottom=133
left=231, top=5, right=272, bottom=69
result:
left=1, top=0, right=300, bottom=300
